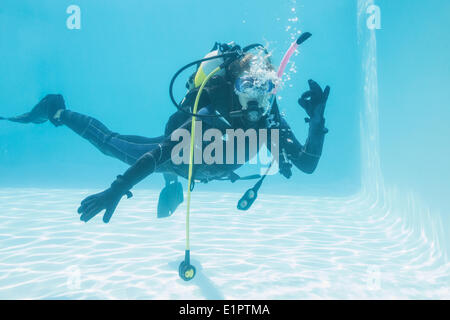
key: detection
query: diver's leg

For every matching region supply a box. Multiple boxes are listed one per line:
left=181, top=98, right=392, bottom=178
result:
left=62, top=109, right=186, bottom=217
left=60, top=110, right=166, bottom=166
left=163, top=173, right=178, bottom=185
left=157, top=173, right=183, bottom=218
left=0, top=94, right=167, bottom=165
left=155, top=111, right=185, bottom=218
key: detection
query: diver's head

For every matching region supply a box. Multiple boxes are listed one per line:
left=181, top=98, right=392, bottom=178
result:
left=228, top=52, right=278, bottom=122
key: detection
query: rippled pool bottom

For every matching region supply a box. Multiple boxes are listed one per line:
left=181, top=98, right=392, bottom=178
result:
left=0, top=188, right=448, bottom=299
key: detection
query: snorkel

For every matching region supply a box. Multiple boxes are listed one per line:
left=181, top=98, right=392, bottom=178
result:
left=275, top=32, right=312, bottom=93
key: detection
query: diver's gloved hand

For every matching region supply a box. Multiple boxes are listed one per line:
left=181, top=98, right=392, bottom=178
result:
left=298, top=79, right=330, bottom=127
left=77, top=175, right=133, bottom=223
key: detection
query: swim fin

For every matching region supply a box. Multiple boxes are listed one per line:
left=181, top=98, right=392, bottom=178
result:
left=0, top=94, right=66, bottom=126
left=157, top=181, right=184, bottom=218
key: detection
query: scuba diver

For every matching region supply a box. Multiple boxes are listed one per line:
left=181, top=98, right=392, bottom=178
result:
left=0, top=36, right=330, bottom=223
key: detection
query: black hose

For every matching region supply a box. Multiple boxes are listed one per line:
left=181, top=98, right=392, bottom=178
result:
left=169, top=52, right=239, bottom=118
left=242, top=43, right=268, bottom=54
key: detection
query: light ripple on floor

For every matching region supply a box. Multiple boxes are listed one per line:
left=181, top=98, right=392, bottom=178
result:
left=0, top=188, right=448, bottom=299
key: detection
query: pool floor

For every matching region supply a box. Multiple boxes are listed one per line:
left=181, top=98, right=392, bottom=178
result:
left=0, top=188, right=448, bottom=299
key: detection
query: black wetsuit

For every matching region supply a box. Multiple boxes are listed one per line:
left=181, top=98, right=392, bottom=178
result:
left=58, top=75, right=327, bottom=190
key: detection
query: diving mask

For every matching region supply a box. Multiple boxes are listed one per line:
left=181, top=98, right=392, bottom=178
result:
left=234, top=76, right=275, bottom=97
left=230, top=77, right=276, bottom=122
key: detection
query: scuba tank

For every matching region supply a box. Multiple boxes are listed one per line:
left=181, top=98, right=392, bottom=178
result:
left=184, top=42, right=240, bottom=91
left=193, top=44, right=229, bottom=88
left=170, top=41, right=266, bottom=118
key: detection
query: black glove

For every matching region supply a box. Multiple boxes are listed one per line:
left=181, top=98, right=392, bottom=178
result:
left=77, top=175, right=133, bottom=223
left=298, top=79, right=330, bottom=127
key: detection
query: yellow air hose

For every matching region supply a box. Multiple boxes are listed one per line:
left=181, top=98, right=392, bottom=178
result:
left=185, top=66, right=222, bottom=252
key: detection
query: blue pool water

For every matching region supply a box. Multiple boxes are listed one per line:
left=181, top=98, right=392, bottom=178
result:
left=0, top=0, right=449, bottom=299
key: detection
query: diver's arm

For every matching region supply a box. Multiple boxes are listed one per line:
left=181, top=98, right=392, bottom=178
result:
left=281, top=117, right=327, bottom=174
left=77, top=140, right=173, bottom=223
left=119, top=144, right=167, bottom=188
left=280, top=79, right=330, bottom=175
